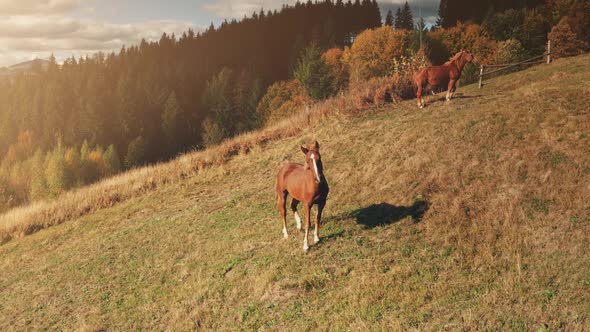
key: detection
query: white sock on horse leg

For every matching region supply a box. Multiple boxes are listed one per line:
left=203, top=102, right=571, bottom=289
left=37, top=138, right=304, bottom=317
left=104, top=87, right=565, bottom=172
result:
left=294, top=212, right=302, bottom=230
left=283, top=226, right=288, bottom=239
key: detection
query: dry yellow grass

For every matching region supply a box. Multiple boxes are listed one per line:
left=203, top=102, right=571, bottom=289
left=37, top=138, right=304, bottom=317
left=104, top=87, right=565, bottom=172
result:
left=0, top=54, right=589, bottom=330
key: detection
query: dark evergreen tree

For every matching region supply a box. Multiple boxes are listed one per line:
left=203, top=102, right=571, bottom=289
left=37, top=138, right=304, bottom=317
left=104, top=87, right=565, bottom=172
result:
left=394, top=7, right=403, bottom=30
left=436, top=0, right=447, bottom=28
left=369, top=0, right=382, bottom=28
left=399, top=2, right=414, bottom=30
left=294, top=43, right=336, bottom=101
left=125, top=136, right=146, bottom=169
left=385, top=10, right=394, bottom=27
left=162, top=91, right=182, bottom=152
left=439, top=0, right=545, bottom=28
left=103, top=145, right=121, bottom=176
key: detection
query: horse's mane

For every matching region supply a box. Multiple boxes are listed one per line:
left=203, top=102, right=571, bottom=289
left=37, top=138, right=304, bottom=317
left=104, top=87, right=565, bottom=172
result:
left=444, top=51, right=463, bottom=65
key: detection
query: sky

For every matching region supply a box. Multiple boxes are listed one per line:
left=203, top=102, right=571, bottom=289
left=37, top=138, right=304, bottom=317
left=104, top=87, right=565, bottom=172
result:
left=0, top=0, right=439, bottom=67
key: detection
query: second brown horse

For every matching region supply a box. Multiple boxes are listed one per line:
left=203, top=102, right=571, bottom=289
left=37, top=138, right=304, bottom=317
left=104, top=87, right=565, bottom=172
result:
left=276, top=141, right=329, bottom=252
left=413, top=50, right=476, bottom=108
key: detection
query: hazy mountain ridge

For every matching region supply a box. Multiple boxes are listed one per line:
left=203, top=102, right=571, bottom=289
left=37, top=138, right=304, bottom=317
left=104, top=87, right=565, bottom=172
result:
left=0, top=59, right=49, bottom=77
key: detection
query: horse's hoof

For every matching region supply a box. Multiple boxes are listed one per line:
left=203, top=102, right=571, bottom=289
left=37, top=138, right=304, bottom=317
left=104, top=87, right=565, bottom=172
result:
left=303, top=244, right=309, bottom=252
left=283, top=228, right=288, bottom=239
left=314, top=236, right=320, bottom=243
left=419, top=105, right=424, bottom=109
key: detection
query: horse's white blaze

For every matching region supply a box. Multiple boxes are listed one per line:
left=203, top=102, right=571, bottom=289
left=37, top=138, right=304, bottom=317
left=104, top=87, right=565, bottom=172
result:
left=310, top=154, right=320, bottom=183
left=294, top=211, right=302, bottom=229
left=283, top=226, right=288, bottom=239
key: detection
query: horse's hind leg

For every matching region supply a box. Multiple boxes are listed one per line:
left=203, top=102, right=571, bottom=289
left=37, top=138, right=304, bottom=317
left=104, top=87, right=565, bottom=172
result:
left=277, top=190, right=288, bottom=239
left=446, top=80, right=457, bottom=102
left=450, top=85, right=457, bottom=99
left=291, top=198, right=302, bottom=230
left=314, top=201, right=325, bottom=244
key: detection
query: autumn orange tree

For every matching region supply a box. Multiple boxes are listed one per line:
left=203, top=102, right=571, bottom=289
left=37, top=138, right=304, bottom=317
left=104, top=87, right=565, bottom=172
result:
left=428, top=22, right=497, bottom=64
left=548, top=17, right=588, bottom=59
left=343, top=27, right=411, bottom=84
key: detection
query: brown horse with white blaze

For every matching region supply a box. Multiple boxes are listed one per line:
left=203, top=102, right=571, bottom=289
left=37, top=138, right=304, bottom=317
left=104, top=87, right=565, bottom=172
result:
left=413, top=50, right=476, bottom=108
left=276, top=141, right=329, bottom=252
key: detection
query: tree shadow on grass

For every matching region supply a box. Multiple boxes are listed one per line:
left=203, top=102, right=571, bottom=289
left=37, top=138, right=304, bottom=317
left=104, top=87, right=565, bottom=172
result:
left=327, top=200, right=429, bottom=229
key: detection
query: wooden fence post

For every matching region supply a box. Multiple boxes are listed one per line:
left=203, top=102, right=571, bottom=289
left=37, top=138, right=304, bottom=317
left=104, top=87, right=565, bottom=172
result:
left=478, top=64, right=484, bottom=89
left=547, top=40, right=551, bottom=64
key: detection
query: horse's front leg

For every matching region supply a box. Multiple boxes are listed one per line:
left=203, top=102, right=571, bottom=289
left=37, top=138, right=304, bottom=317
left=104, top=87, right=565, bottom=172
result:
left=303, top=203, right=311, bottom=252
left=314, top=201, right=325, bottom=244
left=416, top=84, right=424, bottom=109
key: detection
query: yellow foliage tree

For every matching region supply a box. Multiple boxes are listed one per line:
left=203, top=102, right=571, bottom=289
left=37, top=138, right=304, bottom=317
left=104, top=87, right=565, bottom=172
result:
left=428, top=22, right=497, bottom=64
left=2, top=130, right=35, bottom=166
left=65, top=147, right=81, bottom=186
left=322, top=48, right=348, bottom=92
left=45, top=146, right=68, bottom=198
left=343, top=27, right=411, bottom=84
left=255, top=80, right=308, bottom=125
left=88, top=146, right=106, bottom=178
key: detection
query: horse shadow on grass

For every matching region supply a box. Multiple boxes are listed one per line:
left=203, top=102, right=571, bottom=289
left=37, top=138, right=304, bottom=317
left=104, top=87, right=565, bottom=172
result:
left=422, top=94, right=482, bottom=108
left=326, top=200, right=429, bottom=229
left=431, top=93, right=483, bottom=102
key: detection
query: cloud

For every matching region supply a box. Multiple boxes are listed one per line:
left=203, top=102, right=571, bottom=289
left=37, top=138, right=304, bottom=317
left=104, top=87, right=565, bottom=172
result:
left=0, top=0, right=81, bottom=15
left=202, top=0, right=300, bottom=19
left=0, top=15, right=197, bottom=66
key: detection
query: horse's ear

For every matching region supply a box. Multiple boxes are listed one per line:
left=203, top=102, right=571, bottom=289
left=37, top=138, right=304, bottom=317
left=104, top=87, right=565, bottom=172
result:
left=314, top=141, right=320, bottom=150
left=301, top=145, right=309, bottom=154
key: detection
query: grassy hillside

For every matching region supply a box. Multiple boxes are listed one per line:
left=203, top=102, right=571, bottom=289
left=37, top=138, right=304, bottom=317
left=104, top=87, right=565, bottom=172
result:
left=1, top=55, right=589, bottom=330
